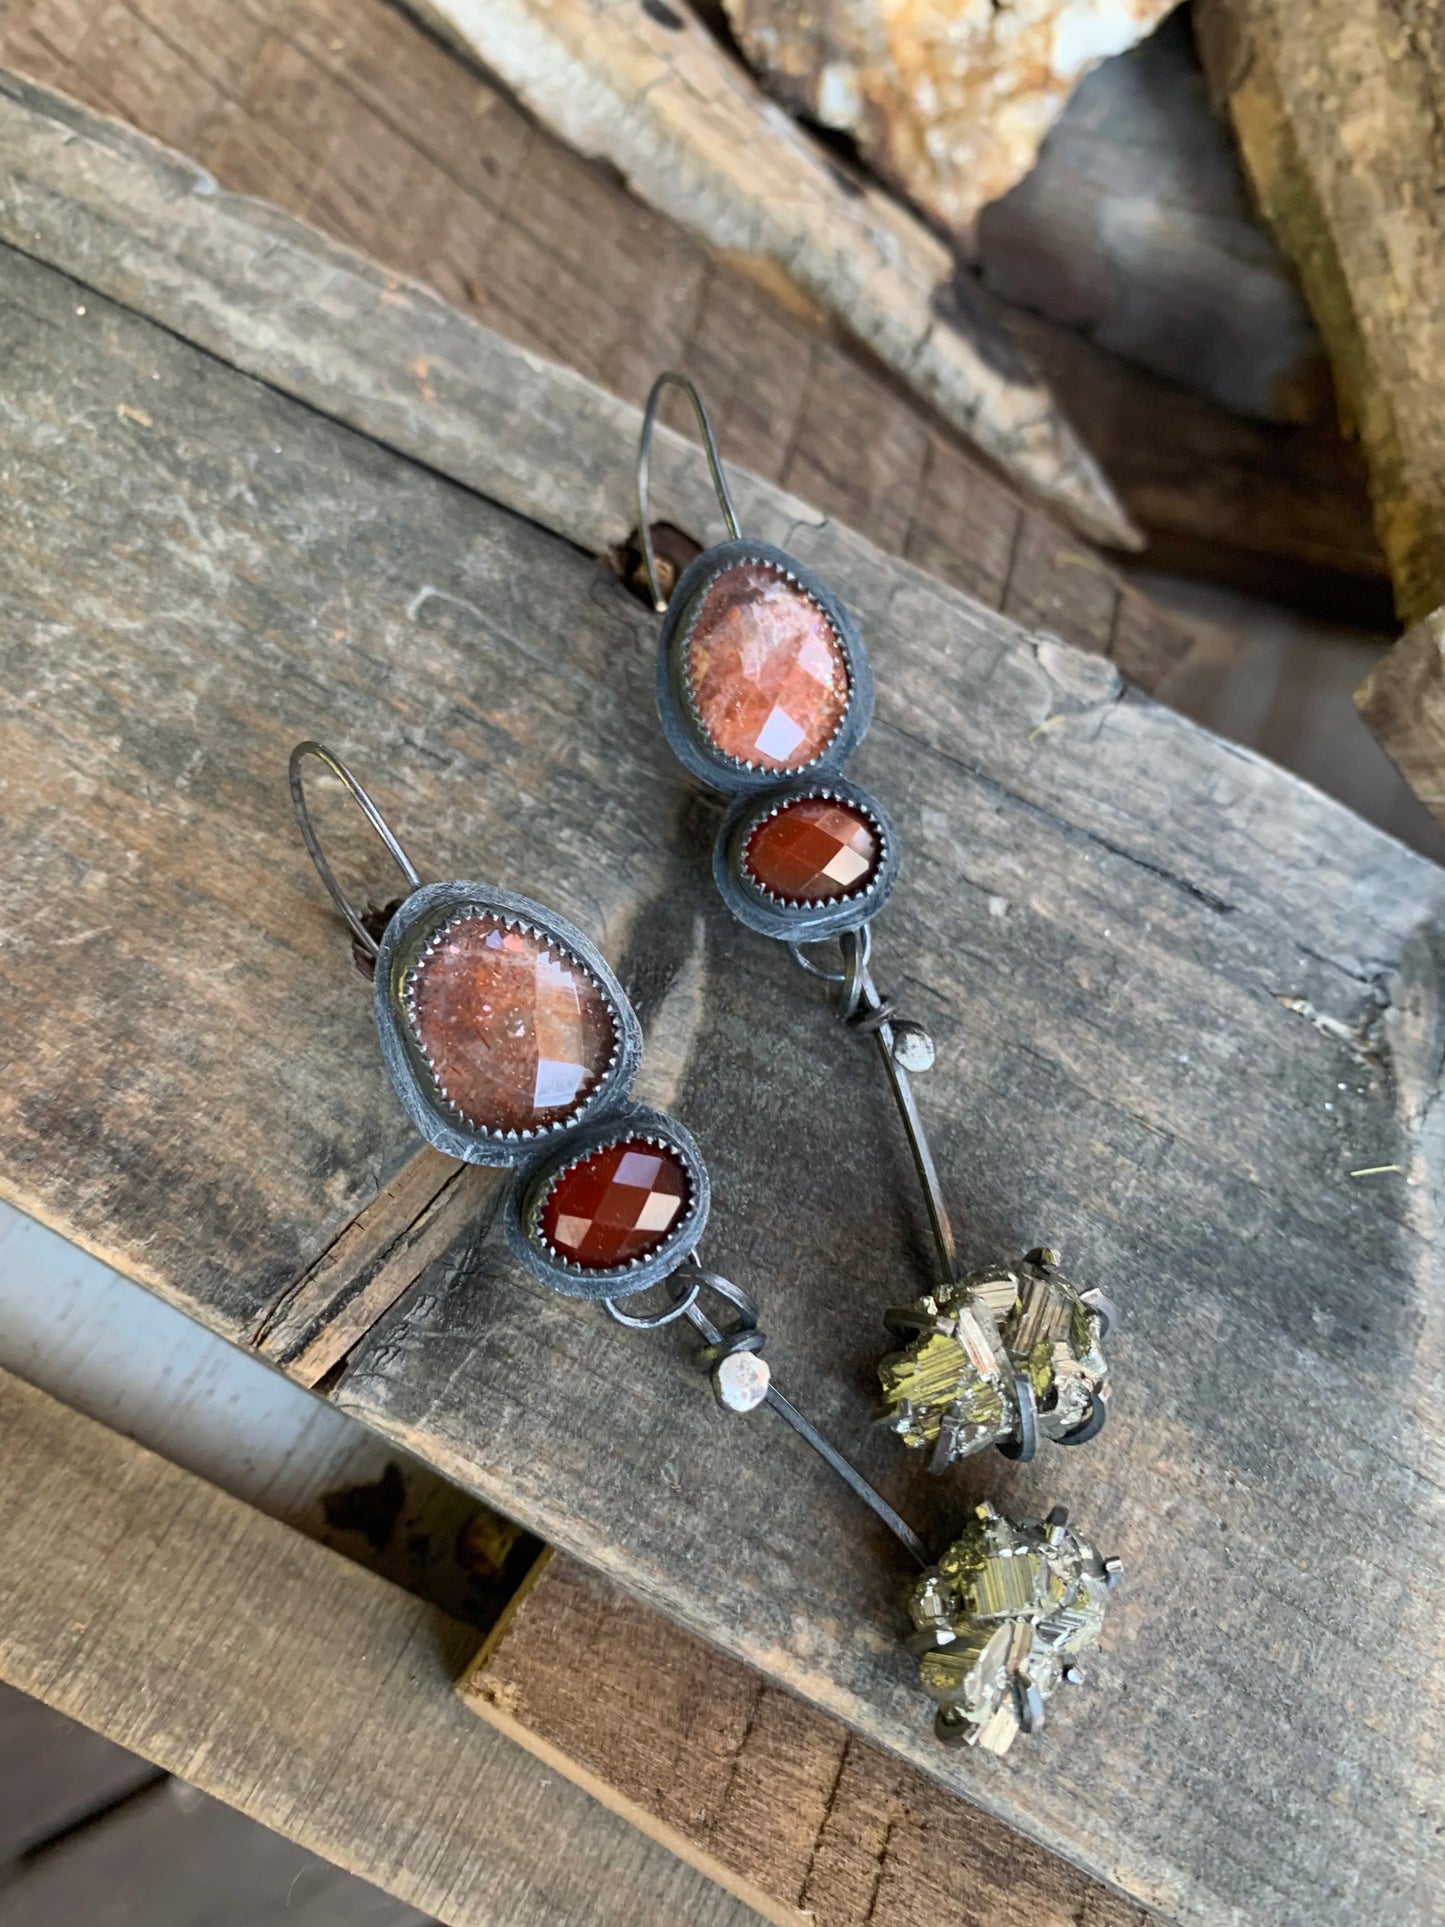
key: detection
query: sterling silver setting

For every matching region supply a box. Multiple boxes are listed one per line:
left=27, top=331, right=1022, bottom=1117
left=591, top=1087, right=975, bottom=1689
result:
left=714, top=775, right=900, bottom=943
left=399, top=903, right=625, bottom=1142
left=656, top=536, right=874, bottom=796
left=506, top=1107, right=711, bottom=1301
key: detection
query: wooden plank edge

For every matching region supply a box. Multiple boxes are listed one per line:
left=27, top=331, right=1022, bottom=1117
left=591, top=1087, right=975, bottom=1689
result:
left=458, top=1552, right=1153, bottom=1927
left=0, top=1366, right=756, bottom=1927
left=460, top=1574, right=798, bottom=1927
left=0, top=69, right=1186, bottom=694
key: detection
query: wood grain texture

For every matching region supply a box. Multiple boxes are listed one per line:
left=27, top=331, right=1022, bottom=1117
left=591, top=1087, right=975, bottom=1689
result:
left=404, top=0, right=1138, bottom=550
left=1004, top=305, right=1389, bottom=618
left=0, top=0, right=1191, bottom=680
left=1, top=71, right=1443, bottom=1926
left=461, top=1551, right=1147, bottom=1927
left=0, top=1368, right=760, bottom=1927
left=1195, top=0, right=1445, bottom=624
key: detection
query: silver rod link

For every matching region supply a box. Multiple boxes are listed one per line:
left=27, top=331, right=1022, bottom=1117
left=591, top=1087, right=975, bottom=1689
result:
left=838, top=931, right=960, bottom=1291
left=762, top=1385, right=932, bottom=1568
left=649, top=1259, right=933, bottom=1569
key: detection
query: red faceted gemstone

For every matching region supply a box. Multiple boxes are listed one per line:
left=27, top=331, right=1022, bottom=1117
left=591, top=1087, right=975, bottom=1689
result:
left=404, top=913, right=615, bottom=1135
left=744, top=795, right=880, bottom=903
left=538, top=1138, right=691, bottom=1269
left=686, top=561, right=849, bottom=770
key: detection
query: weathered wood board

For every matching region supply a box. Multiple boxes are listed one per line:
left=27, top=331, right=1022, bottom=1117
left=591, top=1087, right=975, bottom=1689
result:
left=0, top=1776, right=430, bottom=1927
left=0, top=1368, right=760, bottom=1927
left=0, top=0, right=1191, bottom=679
left=1, top=70, right=1443, bottom=1927
left=1196, top=0, right=1445, bottom=627
left=461, top=1550, right=1149, bottom=1927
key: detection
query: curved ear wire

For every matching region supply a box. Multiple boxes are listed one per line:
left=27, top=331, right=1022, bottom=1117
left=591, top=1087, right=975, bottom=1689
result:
left=635, top=371, right=742, bottom=613
left=288, top=741, right=422, bottom=956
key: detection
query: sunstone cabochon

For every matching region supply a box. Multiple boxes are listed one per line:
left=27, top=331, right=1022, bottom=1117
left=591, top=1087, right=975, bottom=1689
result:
left=373, top=881, right=643, bottom=1169
left=657, top=538, right=874, bottom=795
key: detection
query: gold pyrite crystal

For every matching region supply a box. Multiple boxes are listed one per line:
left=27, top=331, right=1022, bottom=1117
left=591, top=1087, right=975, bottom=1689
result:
left=878, top=1249, right=1110, bottom=1467
left=907, top=1501, right=1120, bottom=1752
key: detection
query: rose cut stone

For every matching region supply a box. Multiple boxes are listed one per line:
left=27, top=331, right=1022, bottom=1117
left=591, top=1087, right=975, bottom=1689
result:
left=743, top=794, right=880, bottom=903
left=404, top=913, right=615, bottom=1136
left=686, top=561, right=849, bottom=770
left=538, top=1137, right=691, bottom=1269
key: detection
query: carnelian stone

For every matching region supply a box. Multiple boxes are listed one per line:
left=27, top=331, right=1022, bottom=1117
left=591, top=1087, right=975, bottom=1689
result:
left=743, top=795, right=880, bottom=903
left=538, top=1138, right=691, bottom=1269
left=686, top=561, right=849, bottom=770
left=405, top=914, right=615, bottom=1135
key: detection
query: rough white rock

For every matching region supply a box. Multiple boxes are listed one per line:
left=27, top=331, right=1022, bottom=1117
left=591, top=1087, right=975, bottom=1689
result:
left=723, top=0, right=1176, bottom=245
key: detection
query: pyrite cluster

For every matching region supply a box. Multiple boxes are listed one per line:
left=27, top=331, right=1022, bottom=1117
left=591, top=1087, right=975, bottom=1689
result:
left=877, top=1248, right=1110, bottom=1467
left=908, top=1502, right=1119, bottom=1754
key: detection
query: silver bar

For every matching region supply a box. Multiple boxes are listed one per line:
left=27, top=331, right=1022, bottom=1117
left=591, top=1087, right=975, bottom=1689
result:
left=853, top=959, right=960, bottom=1291
left=763, top=1384, right=932, bottom=1567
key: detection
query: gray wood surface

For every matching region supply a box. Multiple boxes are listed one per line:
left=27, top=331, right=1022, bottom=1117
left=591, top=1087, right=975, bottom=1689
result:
left=0, top=1369, right=760, bottom=1927
left=0, top=69, right=1442, bottom=1927
left=0, top=1777, right=430, bottom=1927
left=0, top=1685, right=157, bottom=1863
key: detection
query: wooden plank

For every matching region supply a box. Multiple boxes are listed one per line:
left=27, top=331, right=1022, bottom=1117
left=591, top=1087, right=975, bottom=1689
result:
left=0, top=1368, right=760, bottom=1927
left=0, top=72, right=1442, bottom=1927
left=1195, top=0, right=1445, bottom=625
left=0, top=0, right=1191, bottom=685
left=403, top=0, right=1137, bottom=550
left=0, top=1684, right=157, bottom=1862
left=0, top=1778, right=429, bottom=1927
left=1004, top=304, right=1389, bottom=620
left=1356, top=607, right=1445, bottom=834
left=461, top=1552, right=1147, bottom=1927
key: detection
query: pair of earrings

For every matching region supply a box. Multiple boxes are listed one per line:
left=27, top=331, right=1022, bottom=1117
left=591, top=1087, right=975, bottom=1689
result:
left=289, top=374, right=1122, bottom=1757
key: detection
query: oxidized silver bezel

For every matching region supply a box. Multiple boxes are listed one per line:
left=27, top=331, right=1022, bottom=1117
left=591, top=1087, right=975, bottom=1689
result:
left=656, top=538, right=874, bottom=795
left=374, top=880, right=643, bottom=1169
left=505, top=1105, right=710, bottom=1300
left=714, top=776, right=899, bottom=942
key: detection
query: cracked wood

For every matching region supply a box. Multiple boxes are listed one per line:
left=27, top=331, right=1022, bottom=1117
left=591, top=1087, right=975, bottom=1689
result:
left=0, top=70, right=1443, bottom=1927
left=461, top=1550, right=1147, bottom=1927
left=404, top=0, right=1139, bottom=551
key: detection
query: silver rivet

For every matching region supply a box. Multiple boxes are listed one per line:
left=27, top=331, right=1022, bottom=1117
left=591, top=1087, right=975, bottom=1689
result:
left=891, top=1021, right=935, bottom=1074
left=713, top=1351, right=770, bottom=1414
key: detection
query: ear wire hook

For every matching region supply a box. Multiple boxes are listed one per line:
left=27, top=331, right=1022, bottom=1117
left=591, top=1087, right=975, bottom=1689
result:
left=288, top=740, right=422, bottom=957
left=636, top=371, right=742, bottom=612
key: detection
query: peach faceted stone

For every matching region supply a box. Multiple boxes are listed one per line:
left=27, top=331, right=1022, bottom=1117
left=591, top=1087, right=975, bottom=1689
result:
left=405, top=913, right=615, bottom=1135
left=685, top=561, right=850, bottom=769
left=744, top=795, right=880, bottom=903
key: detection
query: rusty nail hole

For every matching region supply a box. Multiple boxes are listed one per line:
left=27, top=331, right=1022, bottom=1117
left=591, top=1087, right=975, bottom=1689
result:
left=351, top=896, right=407, bottom=979
left=608, top=522, right=703, bottom=611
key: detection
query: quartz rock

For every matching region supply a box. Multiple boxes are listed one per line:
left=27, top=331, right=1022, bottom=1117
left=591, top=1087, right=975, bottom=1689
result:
left=722, top=0, right=1176, bottom=247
